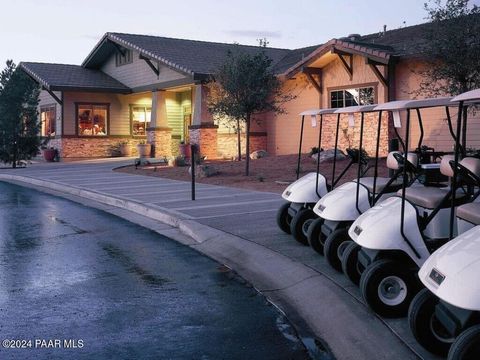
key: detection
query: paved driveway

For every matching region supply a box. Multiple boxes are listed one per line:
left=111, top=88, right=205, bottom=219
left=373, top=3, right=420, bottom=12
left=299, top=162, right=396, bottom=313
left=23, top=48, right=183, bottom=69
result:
left=0, top=181, right=308, bottom=360
left=0, top=159, right=440, bottom=359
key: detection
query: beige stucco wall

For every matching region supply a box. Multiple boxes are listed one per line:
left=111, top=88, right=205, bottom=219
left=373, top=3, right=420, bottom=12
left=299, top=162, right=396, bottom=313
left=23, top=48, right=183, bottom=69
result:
left=267, top=54, right=387, bottom=156
left=38, top=90, right=62, bottom=136
left=100, top=49, right=188, bottom=89
left=394, top=59, right=480, bottom=152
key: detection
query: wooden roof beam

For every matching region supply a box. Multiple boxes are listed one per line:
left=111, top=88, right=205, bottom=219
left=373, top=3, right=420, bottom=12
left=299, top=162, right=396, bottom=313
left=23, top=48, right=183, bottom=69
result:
left=42, top=86, right=63, bottom=106
left=331, top=48, right=353, bottom=80
left=139, top=54, right=160, bottom=77
left=366, top=58, right=389, bottom=87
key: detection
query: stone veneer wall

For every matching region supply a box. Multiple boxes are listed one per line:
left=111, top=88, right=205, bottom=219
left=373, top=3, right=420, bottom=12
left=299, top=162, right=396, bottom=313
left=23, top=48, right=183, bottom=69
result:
left=147, top=128, right=172, bottom=158
left=317, top=112, right=390, bottom=157
left=56, top=138, right=146, bottom=158
left=217, top=133, right=267, bottom=159
left=189, top=126, right=218, bottom=160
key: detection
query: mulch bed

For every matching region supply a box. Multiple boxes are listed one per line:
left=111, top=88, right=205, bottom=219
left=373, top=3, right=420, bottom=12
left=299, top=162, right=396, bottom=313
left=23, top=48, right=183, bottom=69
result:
left=115, top=154, right=390, bottom=194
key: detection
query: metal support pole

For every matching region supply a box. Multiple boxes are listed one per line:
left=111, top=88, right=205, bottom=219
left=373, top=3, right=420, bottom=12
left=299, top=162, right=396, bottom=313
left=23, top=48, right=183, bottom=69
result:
left=191, top=144, right=196, bottom=201
left=297, top=115, right=305, bottom=180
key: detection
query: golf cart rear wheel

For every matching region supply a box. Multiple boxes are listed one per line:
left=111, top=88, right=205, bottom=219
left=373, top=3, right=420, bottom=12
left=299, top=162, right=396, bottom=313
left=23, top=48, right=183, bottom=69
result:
left=448, top=325, right=480, bottom=360
left=408, top=288, right=453, bottom=356
left=360, top=259, right=419, bottom=318
left=306, top=217, right=325, bottom=255
left=341, top=241, right=362, bottom=285
left=324, top=228, right=350, bottom=272
left=276, top=202, right=292, bottom=234
left=290, top=209, right=316, bottom=245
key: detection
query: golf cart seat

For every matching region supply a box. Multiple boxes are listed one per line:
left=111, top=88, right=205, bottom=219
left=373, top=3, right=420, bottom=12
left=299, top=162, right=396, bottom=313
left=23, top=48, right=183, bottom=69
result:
left=359, top=177, right=402, bottom=194
left=398, top=156, right=480, bottom=209
left=457, top=203, right=480, bottom=225
left=356, top=151, right=416, bottom=195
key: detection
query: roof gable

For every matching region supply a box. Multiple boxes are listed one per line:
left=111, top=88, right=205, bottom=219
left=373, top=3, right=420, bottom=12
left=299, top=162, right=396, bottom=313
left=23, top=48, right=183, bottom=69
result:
left=83, top=32, right=291, bottom=76
left=19, top=62, right=131, bottom=93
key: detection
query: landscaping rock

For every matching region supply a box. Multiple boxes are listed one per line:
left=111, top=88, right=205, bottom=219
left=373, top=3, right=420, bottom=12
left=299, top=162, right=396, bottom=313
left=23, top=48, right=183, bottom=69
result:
left=188, top=165, right=219, bottom=178
left=311, top=149, right=346, bottom=163
left=250, top=150, right=268, bottom=159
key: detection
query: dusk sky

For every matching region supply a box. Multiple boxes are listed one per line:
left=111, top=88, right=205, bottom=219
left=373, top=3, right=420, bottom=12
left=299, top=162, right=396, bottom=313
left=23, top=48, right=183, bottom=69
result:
left=1, top=0, right=479, bottom=67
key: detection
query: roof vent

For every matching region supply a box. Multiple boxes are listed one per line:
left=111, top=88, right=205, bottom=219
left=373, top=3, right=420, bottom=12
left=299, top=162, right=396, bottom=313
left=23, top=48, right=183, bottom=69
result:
left=348, top=34, right=361, bottom=41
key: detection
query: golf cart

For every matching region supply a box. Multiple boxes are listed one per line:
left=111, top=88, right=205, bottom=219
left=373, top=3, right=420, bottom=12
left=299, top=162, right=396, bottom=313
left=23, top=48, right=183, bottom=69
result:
left=348, top=96, right=480, bottom=318
left=408, top=89, right=480, bottom=359
left=309, top=104, right=418, bottom=268
left=277, top=108, right=363, bottom=245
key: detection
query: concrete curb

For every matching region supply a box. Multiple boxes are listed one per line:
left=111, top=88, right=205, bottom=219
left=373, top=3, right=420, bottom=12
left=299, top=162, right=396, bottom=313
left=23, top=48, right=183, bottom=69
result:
left=0, top=174, right=420, bottom=360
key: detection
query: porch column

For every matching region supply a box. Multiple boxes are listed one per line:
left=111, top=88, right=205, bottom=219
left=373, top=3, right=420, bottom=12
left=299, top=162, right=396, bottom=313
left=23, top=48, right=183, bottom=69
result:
left=189, top=84, right=218, bottom=159
left=147, top=90, right=172, bottom=158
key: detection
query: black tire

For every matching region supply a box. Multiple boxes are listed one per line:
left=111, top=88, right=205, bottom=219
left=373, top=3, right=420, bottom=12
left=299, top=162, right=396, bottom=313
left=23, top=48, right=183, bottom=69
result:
left=448, top=325, right=480, bottom=360
left=341, top=241, right=362, bottom=285
left=290, top=208, right=316, bottom=245
left=408, top=288, right=453, bottom=356
left=306, top=217, right=325, bottom=255
left=324, top=228, right=350, bottom=272
left=276, top=202, right=292, bottom=234
left=360, top=259, right=420, bottom=318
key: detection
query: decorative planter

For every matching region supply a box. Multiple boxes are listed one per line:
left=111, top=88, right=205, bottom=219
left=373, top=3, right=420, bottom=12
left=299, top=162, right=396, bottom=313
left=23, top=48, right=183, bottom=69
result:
left=42, top=148, right=56, bottom=162
left=119, top=143, right=132, bottom=157
left=136, top=144, right=151, bottom=158
left=179, top=143, right=191, bottom=159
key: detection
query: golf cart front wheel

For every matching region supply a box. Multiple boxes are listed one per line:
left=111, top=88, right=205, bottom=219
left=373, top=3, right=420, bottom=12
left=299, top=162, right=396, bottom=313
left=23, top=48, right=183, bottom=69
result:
left=276, top=202, right=292, bottom=234
left=290, top=209, right=316, bottom=245
left=341, top=241, right=362, bottom=285
left=408, top=288, right=453, bottom=356
left=448, top=325, right=480, bottom=360
left=324, top=228, right=350, bottom=272
left=306, top=217, right=325, bottom=255
left=360, top=259, right=419, bottom=318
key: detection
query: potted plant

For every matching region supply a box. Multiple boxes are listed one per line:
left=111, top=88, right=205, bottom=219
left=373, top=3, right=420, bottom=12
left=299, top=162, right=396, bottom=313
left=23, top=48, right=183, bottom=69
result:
left=119, top=141, right=132, bottom=157
left=179, top=140, right=191, bottom=158
left=42, top=147, right=56, bottom=162
left=136, top=140, right=151, bottom=158
left=40, top=137, right=57, bottom=162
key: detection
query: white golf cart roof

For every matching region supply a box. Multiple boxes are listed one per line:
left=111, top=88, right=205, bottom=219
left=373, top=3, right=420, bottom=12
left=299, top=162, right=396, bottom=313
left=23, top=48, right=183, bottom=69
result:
left=374, top=97, right=454, bottom=111
left=299, top=108, right=337, bottom=116
left=333, top=104, right=377, bottom=114
left=452, top=89, right=480, bottom=102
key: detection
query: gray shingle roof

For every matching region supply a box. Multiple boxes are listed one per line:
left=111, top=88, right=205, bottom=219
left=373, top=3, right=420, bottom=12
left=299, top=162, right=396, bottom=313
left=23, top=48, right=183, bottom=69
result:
left=19, top=62, right=130, bottom=93
left=84, top=32, right=292, bottom=75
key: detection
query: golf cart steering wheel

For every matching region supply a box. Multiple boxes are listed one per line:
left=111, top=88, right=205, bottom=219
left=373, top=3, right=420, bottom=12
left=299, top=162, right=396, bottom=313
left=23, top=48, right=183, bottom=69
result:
left=449, top=160, right=480, bottom=187
left=393, top=152, right=417, bottom=173
left=346, top=148, right=369, bottom=165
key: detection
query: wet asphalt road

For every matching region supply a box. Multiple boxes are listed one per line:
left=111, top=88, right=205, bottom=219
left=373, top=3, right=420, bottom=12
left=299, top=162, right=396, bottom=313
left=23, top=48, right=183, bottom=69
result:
left=0, top=182, right=309, bottom=360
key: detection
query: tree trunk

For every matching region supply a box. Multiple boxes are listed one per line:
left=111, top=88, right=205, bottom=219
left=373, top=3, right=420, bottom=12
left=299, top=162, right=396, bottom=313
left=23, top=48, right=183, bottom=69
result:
left=12, top=137, right=17, bottom=169
left=236, top=118, right=242, bottom=161
left=245, top=114, right=251, bottom=176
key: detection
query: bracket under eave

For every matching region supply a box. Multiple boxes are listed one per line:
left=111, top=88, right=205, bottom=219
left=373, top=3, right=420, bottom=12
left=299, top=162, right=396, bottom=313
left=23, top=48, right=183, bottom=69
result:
left=139, top=54, right=160, bottom=77
left=42, top=87, right=63, bottom=106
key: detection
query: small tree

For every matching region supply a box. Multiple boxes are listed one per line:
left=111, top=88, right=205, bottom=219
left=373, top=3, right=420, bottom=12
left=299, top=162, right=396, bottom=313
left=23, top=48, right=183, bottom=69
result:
left=0, top=60, right=40, bottom=168
left=415, top=0, right=480, bottom=96
left=209, top=45, right=294, bottom=176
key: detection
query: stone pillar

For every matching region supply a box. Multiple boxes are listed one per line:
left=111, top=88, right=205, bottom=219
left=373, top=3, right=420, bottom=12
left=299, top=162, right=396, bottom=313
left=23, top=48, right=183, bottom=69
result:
left=189, top=84, right=218, bottom=159
left=147, top=90, right=172, bottom=157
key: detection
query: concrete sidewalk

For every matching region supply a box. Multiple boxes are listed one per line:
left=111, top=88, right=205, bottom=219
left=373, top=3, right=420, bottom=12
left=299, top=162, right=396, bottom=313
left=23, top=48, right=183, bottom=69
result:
left=0, top=159, right=437, bottom=360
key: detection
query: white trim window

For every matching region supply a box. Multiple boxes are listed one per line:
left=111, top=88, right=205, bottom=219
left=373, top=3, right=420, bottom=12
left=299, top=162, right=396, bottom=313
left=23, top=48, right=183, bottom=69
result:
left=330, top=87, right=375, bottom=108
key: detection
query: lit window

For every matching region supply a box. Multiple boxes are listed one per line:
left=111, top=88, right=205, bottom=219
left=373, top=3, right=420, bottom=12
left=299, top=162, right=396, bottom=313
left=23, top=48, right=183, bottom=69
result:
left=40, top=105, right=56, bottom=137
left=115, top=49, right=133, bottom=67
left=330, top=87, right=375, bottom=108
left=77, top=104, right=108, bottom=136
left=131, top=106, right=151, bottom=136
